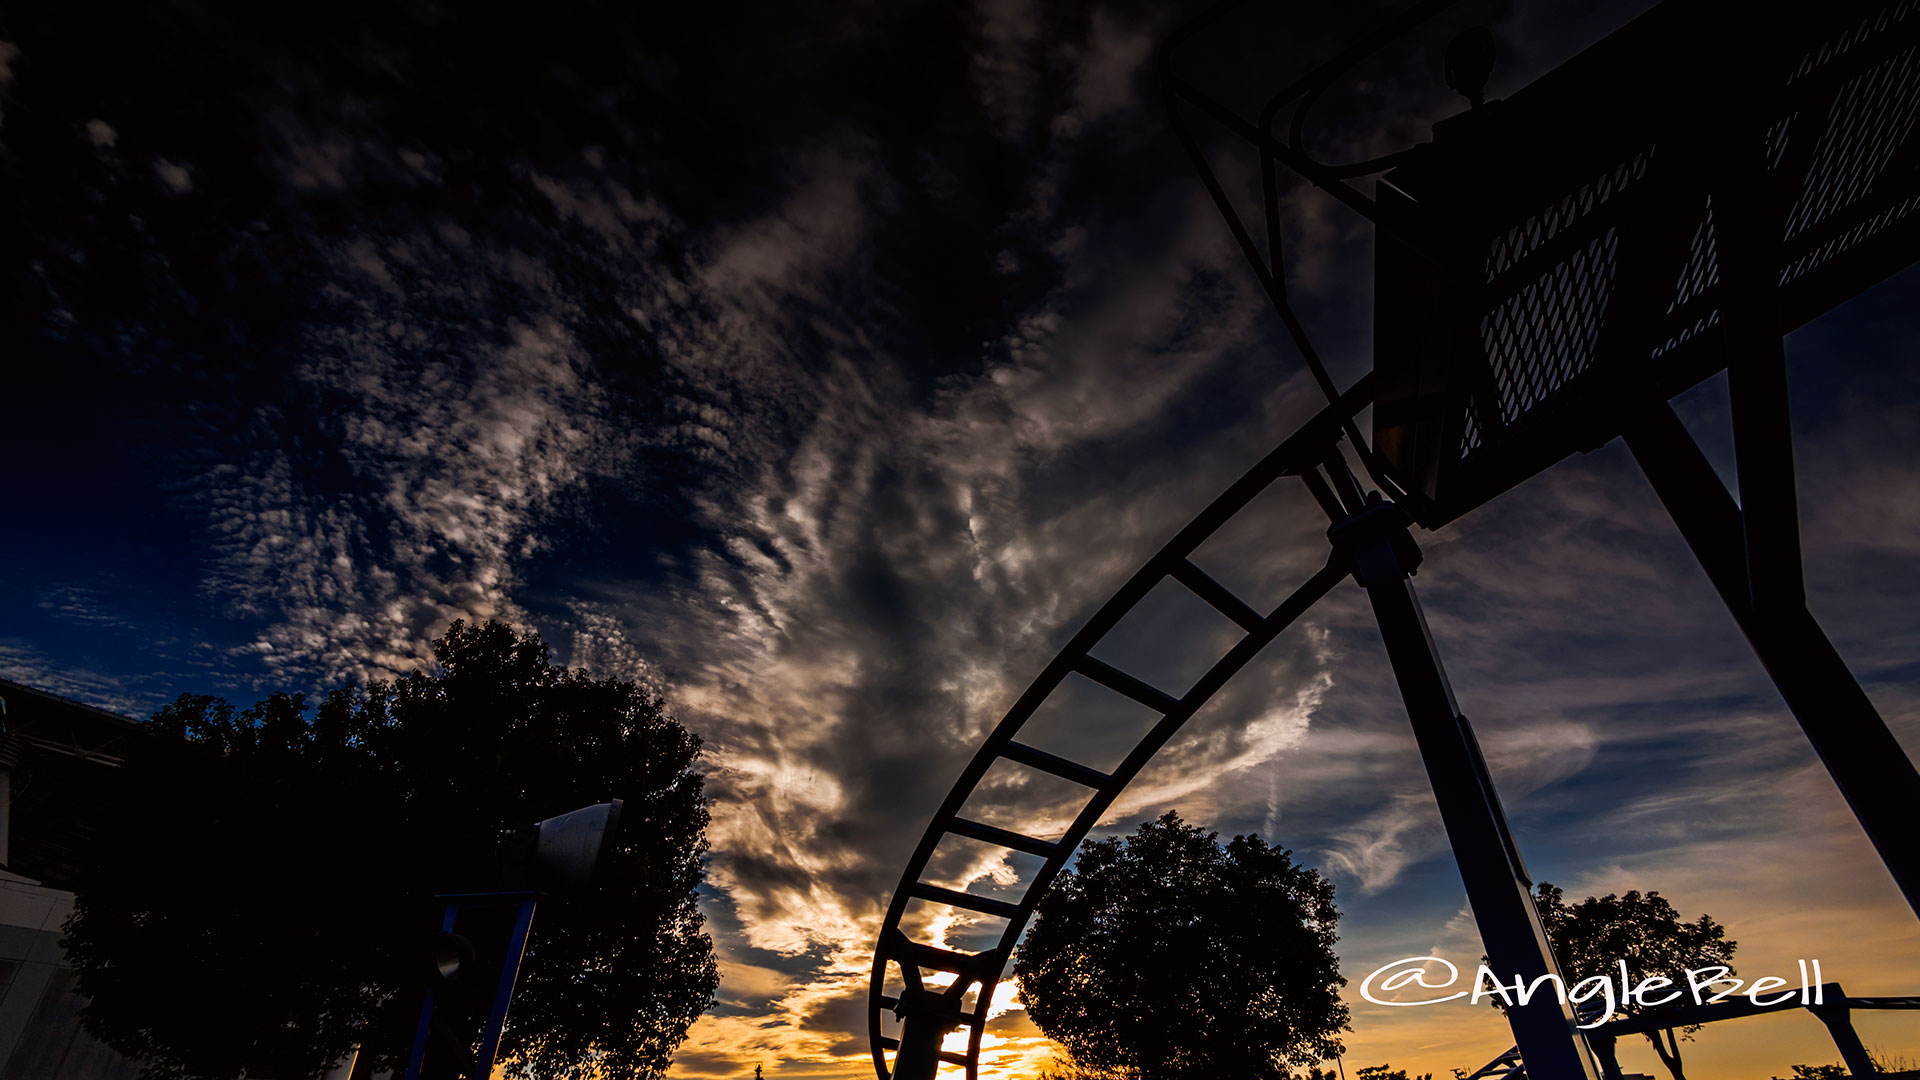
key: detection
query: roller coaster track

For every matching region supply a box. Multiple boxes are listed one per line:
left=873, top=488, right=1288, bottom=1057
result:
left=867, top=376, right=1378, bottom=1080
left=870, top=0, right=1920, bottom=1074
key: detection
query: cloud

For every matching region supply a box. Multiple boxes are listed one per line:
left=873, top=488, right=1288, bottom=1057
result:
left=14, top=2, right=1915, bottom=1078
left=193, top=226, right=636, bottom=684
left=969, top=0, right=1045, bottom=144
left=518, top=8, right=1920, bottom=1075
left=560, top=29, right=1377, bottom=1077
left=36, top=584, right=137, bottom=631
left=153, top=157, right=191, bottom=193
left=0, top=640, right=153, bottom=718
left=1324, top=791, right=1445, bottom=894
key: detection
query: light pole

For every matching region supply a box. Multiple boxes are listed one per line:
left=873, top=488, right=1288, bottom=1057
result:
left=406, top=800, right=625, bottom=1080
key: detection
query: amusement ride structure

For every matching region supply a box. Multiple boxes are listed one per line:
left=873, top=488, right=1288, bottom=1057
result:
left=870, top=0, right=1920, bottom=1077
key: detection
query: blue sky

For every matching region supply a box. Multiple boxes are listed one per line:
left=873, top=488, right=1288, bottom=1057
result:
left=2, top=0, right=1917, bottom=1076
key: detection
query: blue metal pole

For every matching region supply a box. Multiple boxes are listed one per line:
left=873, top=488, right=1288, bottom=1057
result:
left=1334, top=496, right=1598, bottom=1080
left=474, top=898, right=538, bottom=1075
left=406, top=904, right=462, bottom=1080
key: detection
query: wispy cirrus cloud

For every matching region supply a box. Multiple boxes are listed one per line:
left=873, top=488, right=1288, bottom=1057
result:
left=36, top=583, right=138, bottom=631
left=563, top=20, right=1378, bottom=1077
left=8, top=1, right=1916, bottom=1078
left=0, top=639, right=159, bottom=718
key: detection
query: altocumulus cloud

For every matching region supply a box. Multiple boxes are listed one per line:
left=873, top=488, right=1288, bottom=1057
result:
left=5, top=0, right=1917, bottom=1076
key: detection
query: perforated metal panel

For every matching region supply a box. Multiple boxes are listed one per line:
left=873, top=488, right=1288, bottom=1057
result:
left=1780, top=9, right=1920, bottom=286
left=1373, top=0, right=1920, bottom=527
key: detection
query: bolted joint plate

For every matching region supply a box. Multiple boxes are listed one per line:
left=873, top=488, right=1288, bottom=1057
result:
left=1327, top=497, right=1424, bottom=587
left=891, top=985, right=968, bottom=1031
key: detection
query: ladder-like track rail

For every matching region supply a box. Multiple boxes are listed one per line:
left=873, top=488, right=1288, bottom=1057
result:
left=868, top=377, right=1376, bottom=1079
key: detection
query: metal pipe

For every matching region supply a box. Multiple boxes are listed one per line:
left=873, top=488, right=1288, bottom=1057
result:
left=406, top=906, right=462, bottom=1080
left=475, top=899, right=539, bottom=1076
left=1336, top=498, right=1598, bottom=1080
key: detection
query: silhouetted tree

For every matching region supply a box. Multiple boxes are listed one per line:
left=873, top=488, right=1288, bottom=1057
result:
left=1490, top=883, right=1736, bottom=1080
left=64, top=620, right=718, bottom=1079
left=1773, top=1066, right=1848, bottom=1080
left=1014, top=810, right=1349, bottom=1080
left=1355, top=1064, right=1432, bottom=1080
left=1036, top=1058, right=1140, bottom=1080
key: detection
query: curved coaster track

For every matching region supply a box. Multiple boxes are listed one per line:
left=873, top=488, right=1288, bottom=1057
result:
left=866, top=378, right=1380, bottom=1080
left=868, top=0, right=1920, bottom=1075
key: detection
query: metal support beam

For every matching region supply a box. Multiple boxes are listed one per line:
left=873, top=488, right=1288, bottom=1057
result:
left=1591, top=981, right=1835, bottom=1037
left=1811, top=1000, right=1880, bottom=1079
left=406, top=905, right=464, bottom=1080
left=408, top=893, right=541, bottom=1080
left=1727, top=341, right=1806, bottom=614
left=475, top=899, right=538, bottom=1077
left=1590, top=1034, right=1624, bottom=1080
left=1334, top=497, right=1598, bottom=1080
left=1624, top=405, right=1920, bottom=918
left=885, top=927, right=975, bottom=1080
left=891, top=987, right=962, bottom=1080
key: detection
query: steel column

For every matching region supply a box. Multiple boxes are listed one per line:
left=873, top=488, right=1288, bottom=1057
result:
left=891, top=988, right=960, bottom=1080
left=1590, top=1033, right=1625, bottom=1080
left=1726, top=342, right=1805, bottom=614
left=1336, top=498, right=1598, bottom=1080
left=1811, top=999, right=1880, bottom=1079
left=475, top=899, right=538, bottom=1076
left=408, top=893, right=541, bottom=1080
left=1625, top=405, right=1920, bottom=918
left=406, top=904, right=464, bottom=1080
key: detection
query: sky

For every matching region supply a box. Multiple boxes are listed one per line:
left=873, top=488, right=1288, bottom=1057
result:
left=2, top=1, right=1918, bottom=1078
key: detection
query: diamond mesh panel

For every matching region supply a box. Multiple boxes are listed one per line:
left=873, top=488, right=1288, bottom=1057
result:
left=1460, top=153, right=1650, bottom=456
left=1781, top=191, right=1920, bottom=283
left=1669, top=197, right=1722, bottom=313
left=1484, top=154, right=1650, bottom=278
left=1780, top=5, right=1920, bottom=281
left=1395, top=0, right=1920, bottom=504
left=1460, top=401, right=1483, bottom=457
left=1478, top=228, right=1623, bottom=429
left=1650, top=309, right=1723, bottom=360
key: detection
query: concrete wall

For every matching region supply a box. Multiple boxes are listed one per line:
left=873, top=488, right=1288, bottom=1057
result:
left=0, top=871, right=139, bottom=1079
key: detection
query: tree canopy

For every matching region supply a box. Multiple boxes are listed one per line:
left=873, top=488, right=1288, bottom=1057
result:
left=1013, top=810, right=1349, bottom=1080
left=1353, top=1065, right=1433, bottom=1080
left=63, top=619, right=718, bottom=1079
left=1499, top=882, right=1737, bottom=1080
